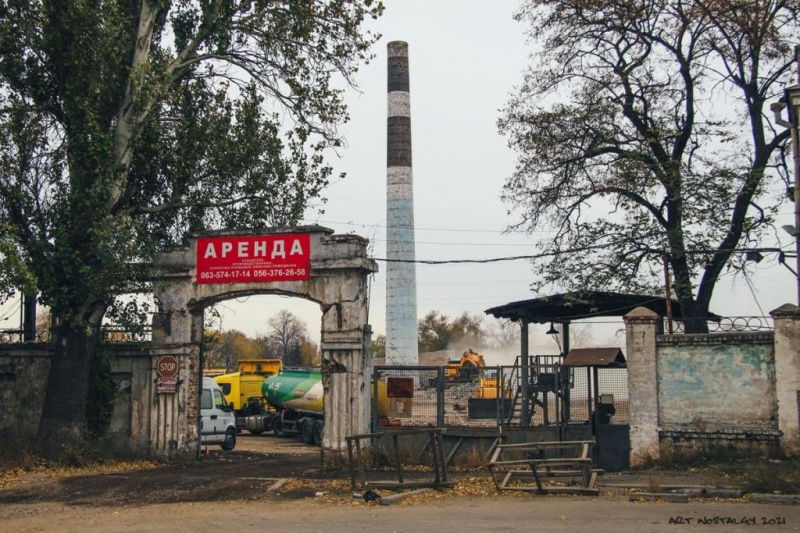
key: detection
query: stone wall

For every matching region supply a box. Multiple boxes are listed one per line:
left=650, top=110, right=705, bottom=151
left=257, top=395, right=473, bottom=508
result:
left=0, top=343, right=151, bottom=456
left=657, top=333, right=776, bottom=429
left=625, top=305, right=800, bottom=466
left=0, top=344, right=51, bottom=438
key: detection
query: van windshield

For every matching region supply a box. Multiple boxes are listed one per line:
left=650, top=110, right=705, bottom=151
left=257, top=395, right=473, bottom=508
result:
left=213, top=389, right=227, bottom=409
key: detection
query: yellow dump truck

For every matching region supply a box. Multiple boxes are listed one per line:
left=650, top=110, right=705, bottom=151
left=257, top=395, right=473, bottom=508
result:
left=214, top=359, right=282, bottom=435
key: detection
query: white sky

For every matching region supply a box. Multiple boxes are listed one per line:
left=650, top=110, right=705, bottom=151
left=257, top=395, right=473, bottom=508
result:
left=220, top=1, right=547, bottom=353
left=2, top=1, right=797, bottom=362
left=217, top=0, right=798, bottom=356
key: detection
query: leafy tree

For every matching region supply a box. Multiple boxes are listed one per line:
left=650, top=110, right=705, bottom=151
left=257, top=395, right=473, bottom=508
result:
left=268, top=309, right=310, bottom=366
left=203, top=329, right=262, bottom=371
left=418, top=311, right=484, bottom=353
left=0, top=1, right=382, bottom=456
left=370, top=334, right=386, bottom=359
left=499, top=0, right=797, bottom=333
left=36, top=310, right=51, bottom=340
left=299, top=340, right=320, bottom=367
left=254, top=334, right=276, bottom=360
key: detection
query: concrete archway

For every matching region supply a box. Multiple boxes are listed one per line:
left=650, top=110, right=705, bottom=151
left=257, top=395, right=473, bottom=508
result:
left=148, top=226, right=377, bottom=458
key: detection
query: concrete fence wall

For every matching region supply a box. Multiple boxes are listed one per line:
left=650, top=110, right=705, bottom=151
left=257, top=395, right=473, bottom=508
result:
left=625, top=305, right=800, bottom=466
left=5, top=304, right=800, bottom=466
left=0, top=343, right=152, bottom=456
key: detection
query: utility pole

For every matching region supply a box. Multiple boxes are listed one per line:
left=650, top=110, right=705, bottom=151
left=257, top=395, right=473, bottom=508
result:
left=773, top=46, right=800, bottom=305
left=790, top=47, right=800, bottom=305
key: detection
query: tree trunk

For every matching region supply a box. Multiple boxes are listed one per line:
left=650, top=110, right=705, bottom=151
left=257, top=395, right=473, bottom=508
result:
left=36, top=318, right=102, bottom=458
left=670, top=254, right=710, bottom=334
left=679, top=298, right=709, bottom=334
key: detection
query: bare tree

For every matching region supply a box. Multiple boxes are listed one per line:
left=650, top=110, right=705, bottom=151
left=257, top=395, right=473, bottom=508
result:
left=268, top=310, right=310, bottom=366
left=484, top=318, right=520, bottom=350
left=499, top=0, right=798, bottom=333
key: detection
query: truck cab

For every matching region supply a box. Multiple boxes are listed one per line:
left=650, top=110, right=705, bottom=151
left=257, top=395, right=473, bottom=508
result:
left=200, top=377, right=237, bottom=450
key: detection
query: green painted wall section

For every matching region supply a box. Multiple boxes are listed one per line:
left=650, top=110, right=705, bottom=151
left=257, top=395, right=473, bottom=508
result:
left=657, top=341, right=776, bottom=429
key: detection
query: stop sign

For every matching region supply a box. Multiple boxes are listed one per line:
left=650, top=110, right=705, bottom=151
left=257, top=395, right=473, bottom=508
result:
left=157, top=355, right=179, bottom=379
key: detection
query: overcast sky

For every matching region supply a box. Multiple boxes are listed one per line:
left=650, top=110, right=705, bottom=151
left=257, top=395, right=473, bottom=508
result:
left=221, top=0, right=545, bottom=356
left=2, top=1, right=796, bottom=363
left=218, top=0, right=798, bottom=359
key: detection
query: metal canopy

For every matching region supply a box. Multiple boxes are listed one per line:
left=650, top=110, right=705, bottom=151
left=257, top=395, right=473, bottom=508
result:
left=563, top=348, right=626, bottom=368
left=484, top=291, right=708, bottom=324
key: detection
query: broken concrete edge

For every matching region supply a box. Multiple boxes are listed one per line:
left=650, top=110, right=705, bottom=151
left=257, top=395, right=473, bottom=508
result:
left=622, top=486, right=745, bottom=498
left=268, top=478, right=288, bottom=491
left=629, top=492, right=690, bottom=503
left=748, top=493, right=800, bottom=505
left=683, top=488, right=745, bottom=498
left=378, top=488, right=434, bottom=505
left=353, top=487, right=434, bottom=505
left=626, top=488, right=800, bottom=504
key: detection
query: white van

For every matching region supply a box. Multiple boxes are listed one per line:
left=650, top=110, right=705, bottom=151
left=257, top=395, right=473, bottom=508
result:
left=200, top=377, right=237, bottom=450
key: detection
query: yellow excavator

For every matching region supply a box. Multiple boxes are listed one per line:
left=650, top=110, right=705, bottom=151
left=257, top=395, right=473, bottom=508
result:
left=443, top=349, right=486, bottom=382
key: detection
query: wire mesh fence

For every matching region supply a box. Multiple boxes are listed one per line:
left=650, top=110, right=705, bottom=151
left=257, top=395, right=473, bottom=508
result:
left=372, top=360, right=629, bottom=431
left=372, top=366, right=443, bottom=429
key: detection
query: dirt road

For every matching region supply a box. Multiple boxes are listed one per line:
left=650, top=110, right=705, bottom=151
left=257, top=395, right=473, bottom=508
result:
left=3, top=490, right=799, bottom=533
left=2, top=435, right=799, bottom=533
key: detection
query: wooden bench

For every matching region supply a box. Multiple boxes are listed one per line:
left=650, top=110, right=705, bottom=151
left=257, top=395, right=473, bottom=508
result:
left=487, top=440, right=603, bottom=495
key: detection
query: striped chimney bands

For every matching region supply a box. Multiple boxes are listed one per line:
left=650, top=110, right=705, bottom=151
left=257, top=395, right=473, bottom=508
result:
left=385, top=41, right=419, bottom=366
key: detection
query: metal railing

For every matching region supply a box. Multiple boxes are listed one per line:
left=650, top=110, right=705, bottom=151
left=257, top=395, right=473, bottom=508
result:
left=666, top=316, right=774, bottom=333
left=0, top=326, right=152, bottom=344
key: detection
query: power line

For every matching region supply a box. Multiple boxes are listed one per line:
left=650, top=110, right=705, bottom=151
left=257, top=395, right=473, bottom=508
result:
left=303, top=219, right=536, bottom=234
left=0, top=298, right=21, bottom=323
left=741, top=268, right=768, bottom=319
left=369, top=245, right=790, bottom=265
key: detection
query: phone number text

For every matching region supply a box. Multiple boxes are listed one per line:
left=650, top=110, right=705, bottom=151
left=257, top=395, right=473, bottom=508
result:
left=198, top=268, right=307, bottom=281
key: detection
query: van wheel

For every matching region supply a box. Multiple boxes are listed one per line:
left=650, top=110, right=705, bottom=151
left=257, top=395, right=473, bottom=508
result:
left=272, top=417, right=285, bottom=437
left=221, top=428, right=236, bottom=451
left=312, top=420, right=323, bottom=446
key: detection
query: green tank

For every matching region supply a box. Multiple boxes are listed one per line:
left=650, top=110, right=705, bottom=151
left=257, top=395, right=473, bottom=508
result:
left=262, top=368, right=323, bottom=416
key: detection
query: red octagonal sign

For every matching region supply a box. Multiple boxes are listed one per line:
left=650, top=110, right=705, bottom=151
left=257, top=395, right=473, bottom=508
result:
left=157, top=355, right=179, bottom=379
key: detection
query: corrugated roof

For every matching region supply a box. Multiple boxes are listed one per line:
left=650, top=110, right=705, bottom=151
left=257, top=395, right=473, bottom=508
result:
left=485, top=291, right=719, bottom=324
left=563, top=347, right=626, bottom=367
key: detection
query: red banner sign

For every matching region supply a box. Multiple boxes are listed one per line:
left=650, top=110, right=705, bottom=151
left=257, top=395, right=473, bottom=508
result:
left=196, top=234, right=311, bottom=284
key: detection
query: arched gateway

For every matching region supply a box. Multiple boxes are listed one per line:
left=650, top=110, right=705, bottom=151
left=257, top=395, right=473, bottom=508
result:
left=148, top=226, right=377, bottom=458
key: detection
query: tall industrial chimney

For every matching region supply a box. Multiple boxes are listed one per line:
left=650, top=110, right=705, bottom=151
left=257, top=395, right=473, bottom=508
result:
left=385, top=41, right=419, bottom=366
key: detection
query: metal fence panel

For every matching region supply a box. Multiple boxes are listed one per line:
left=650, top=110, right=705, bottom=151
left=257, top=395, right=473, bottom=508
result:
left=372, top=366, right=442, bottom=429
left=371, top=362, right=629, bottom=431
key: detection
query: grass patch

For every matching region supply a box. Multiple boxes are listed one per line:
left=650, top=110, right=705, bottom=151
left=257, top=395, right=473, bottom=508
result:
left=636, top=445, right=800, bottom=495
left=714, top=458, right=800, bottom=495
left=0, top=436, right=160, bottom=490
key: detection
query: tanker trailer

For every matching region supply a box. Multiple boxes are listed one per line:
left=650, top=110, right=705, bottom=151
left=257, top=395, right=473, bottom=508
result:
left=214, top=359, right=282, bottom=435
left=262, top=368, right=324, bottom=445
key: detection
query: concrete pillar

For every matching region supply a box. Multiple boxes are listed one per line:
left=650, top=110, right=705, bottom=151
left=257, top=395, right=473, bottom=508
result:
left=321, top=298, right=372, bottom=454
left=771, top=304, right=800, bottom=455
left=385, top=40, right=419, bottom=366
left=624, top=306, right=661, bottom=466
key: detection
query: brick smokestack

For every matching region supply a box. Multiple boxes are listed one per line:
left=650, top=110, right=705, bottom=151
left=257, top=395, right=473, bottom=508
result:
left=385, top=41, right=419, bottom=366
